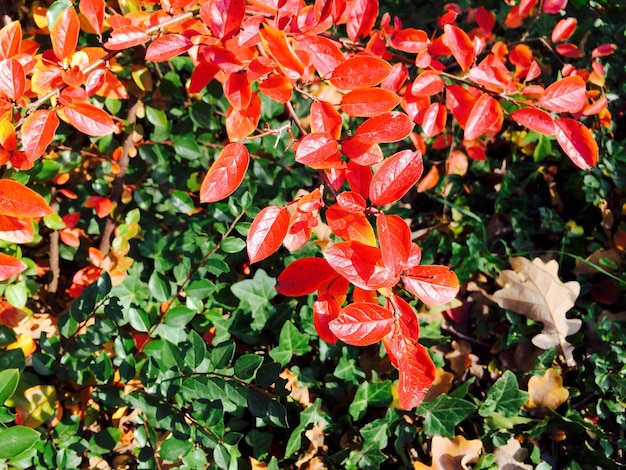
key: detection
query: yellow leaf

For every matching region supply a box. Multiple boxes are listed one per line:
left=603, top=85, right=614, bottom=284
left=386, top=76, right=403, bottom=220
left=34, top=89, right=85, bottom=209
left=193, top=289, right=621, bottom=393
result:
left=19, top=385, right=58, bottom=428
left=525, top=368, right=569, bottom=414
left=7, top=334, right=36, bottom=357
left=492, top=257, right=581, bottom=366
left=423, top=368, right=454, bottom=401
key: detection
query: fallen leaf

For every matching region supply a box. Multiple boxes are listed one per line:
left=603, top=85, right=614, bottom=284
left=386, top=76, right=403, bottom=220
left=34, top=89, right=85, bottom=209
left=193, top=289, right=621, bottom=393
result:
left=295, top=422, right=327, bottom=469
left=494, top=437, right=532, bottom=470
left=492, top=257, right=581, bottom=366
left=423, top=368, right=455, bottom=401
left=280, top=368, right=311, bottom=407
left=444, top=340, right=480, bottom=379
left=414, top=435, right=483, bottom=470
left=525, top=368, right=569, bottom=414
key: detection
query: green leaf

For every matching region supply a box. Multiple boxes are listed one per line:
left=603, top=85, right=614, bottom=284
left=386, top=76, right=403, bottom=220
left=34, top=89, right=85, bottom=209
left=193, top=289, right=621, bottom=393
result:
left=89, top=428, right=122, bottom=455
left=173, top=135, right=203, bottom=160
left=211, top=341, right=236, bottom=369
left=0, top=426, right=40, bottom=459
left=160, top=438, right=193, bottom=462
left=269, top=321, right=311, bottom=366
left=221, top=237, right=246, bottom=253
left=0, top=369, right=19, bottom=404
left=231, top=269, right=277, bottom=322
left=479, top=370, right=529, bottom=418
left=127, top=307, right=152, bottom=333
left=164, top=306, right=196, bottom=327
left=146, top=106, right=168, bottom=128
left=234, top=354, right=263, bottom=380
left=346, top=419, right=388, bottom=469
left=149, top=271, right=171, bottom=302
left=170, top=191, right=196, bottom=214
left=285, top=399, right=329, bottom=458
left=417, top=395, right=476, bottom=438
left=349, top=381, right=392, bottom=421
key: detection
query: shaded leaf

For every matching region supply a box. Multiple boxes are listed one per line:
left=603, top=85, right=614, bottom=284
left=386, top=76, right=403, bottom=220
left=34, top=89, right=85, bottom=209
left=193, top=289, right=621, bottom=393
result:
left=416, top=394, right=477, bottom=438
left=526, top=368, right=569, bottom=412
left=276, top=257, right=337, bottom=297
left=414, top=435, right=483, bottom=470
left=479, top=370, right=529, bottom=418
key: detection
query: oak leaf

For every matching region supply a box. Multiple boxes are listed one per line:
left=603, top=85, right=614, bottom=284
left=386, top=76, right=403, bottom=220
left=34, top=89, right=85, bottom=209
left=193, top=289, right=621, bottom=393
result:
left=492, top=257, right=581, bottom=366
left=525, top=368, right=569, bottom=414
left=414, top=435, right=483, bottom=470
left=494, top=437, right=532, bottom=470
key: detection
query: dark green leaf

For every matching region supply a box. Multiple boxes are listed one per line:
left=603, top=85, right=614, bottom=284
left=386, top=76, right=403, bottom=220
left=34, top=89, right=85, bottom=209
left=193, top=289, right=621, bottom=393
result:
left=417, top=395, right=476, bottom=438
left=0, top=369, right=19, bottom=404
left=234, top=354, right=263, bottom=380
left=479, top=370, right=529, bottom=418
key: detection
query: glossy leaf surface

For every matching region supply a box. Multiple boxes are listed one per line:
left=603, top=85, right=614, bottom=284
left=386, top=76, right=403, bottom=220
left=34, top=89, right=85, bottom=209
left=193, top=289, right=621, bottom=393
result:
left=200, top=143, right=250, bottom=203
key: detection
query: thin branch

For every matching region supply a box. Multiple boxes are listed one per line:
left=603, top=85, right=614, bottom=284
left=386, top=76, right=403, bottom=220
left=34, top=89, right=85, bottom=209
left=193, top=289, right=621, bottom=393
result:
left=286, top=100, right=307, bottom=136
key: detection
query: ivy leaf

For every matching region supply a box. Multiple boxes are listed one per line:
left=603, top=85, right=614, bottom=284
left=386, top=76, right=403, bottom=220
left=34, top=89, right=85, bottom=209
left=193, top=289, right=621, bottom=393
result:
left=346, top=419, right=388, bottom=468
left=269, top=321, right=311, bottom=366
left=231, top=269, right=277, bottom=320
left=492, top=257, right=581, bottom=366
left=416, top=394, right=476, bottom=438
left=349, top=381, right=393, bottom=420
left=479, top=370, right=530, bottom=418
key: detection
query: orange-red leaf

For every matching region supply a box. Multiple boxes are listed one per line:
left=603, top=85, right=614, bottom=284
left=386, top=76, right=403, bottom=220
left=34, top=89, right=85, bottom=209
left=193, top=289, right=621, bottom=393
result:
left=0, top=179, right=53, bottom=218
left=311, top=100, right=343, bottom=140
left=445, top=84, right=476, bottom=128
left=247, top=205, right=290, bottom=264
left=79, top=0, right=105, bottom=35
left=314, top=295, right=341, bottom=344
left=389, top=28, right=429, bottom=53
left=397, top=340, right=436, bottom=409
left=61, top=103, right=117, bottom=137
left=537, top=76, right=586, bottom=113
left=402, top=265, right=460, bottom=305
left=296, top=36, right=344, bottom=78
left=336, top=191, right=367, bottom=213
left=0, top=253, right=26, bottom=281
left=543, top=0, right=567, bottom=14
left=443, top=24, right=474, bottom=70
left=341, top=88, right=401, bottom=117
left=226, top=92, right=261, bottom=141
left=551, top=17, right=577, bottom=42
left=145, top=34, right=192, bottom=62
left=554, top=118, right=598, bottom=169
left=0, top=215, right=34, bottom=244
left=324, top=241, right=397, bottom=290
left=377, top=214, right=411, bottom=277
left=421, top=102, right=447, bottom=138
left=276, top=257, right=338, bottom=296
left=200, top=142, right=249, bottom=203
left=510, top=107, right=556, bottom=136
left=200, top=0, right=246, bottom=40
left=330, top=55, right=392, bottom=90
left=85, top=195, right=112, bottom=218
left=0, top=58, right=24, bottom=101
left=329, top=302, right=394, bottom=346
left=258, top=74, right=292, bottom=103
left=354, top=112, right=414, bottom=145
left=259, top=24, right=304, bottom=80
left=224, top=72, right=251, bottom=110
left=464, top=93, right=502, bottom=140
left=346, top=0, right=378, bottom=41
left=326, top=205, right=376, bottom=246
left=0, top=21, right=21, bottom=59
left=369, top=150, right=424, bottom=206
left=295, top=132, right=339, bottom=166
left=104, top=25, right=150, bottom=51
left=411, top=71, right=445, bottom=97
left=22, top=110, right=60, bottom=162
left=51, top=7, right=80, bottom=60
left=591, top=43, right=616, bottom=58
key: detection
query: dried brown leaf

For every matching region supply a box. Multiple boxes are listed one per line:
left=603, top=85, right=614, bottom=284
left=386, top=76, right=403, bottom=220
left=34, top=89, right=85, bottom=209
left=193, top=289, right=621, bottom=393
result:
left=525, top=368, right=569, bottom=413
left=492, top=257, right=581, bottom=366
left=494, top=437, right=532, bottom=470
left=414, top=435, right=483, bottom=470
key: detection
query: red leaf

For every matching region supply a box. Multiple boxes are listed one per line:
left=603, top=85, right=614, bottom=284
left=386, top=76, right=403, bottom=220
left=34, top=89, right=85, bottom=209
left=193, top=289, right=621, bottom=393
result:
left=346, top=161, right=372, bottom=200
left=421, top=102, right=447, bottom=138
left=537, top=76, right=586, bottom=113
left=416, top=165, right=439, bottom=193
left=443, top=24, right=474, bottom=70
left=79, top=0, right=105, bottom=35
left=85, top=195, right=112, bottom=218
left=296, top=36, right=345, bottom=79
left=295, top=132, right=339, bottom=166
left=145, top=34, right=192, bottom=62
left=341, top=88, right=401, bottom=118
left=258, top=74, right=292, bottom=103
left=551, top=17, right=577, bottom=42
left=397, top=340, right=435, bottom=409
left=200, top=0, right=246, bottom=40
left=510, top=107, right=556, bottom=136
left=387, top=295, right=419, bottom=341
left=369, top=150, right=424, bottom=206
left=326, top=204, right=377, bottom=246
left=389, top=28, right=429, bottom=53
left=354, top=112, right=414, bottom=145
left=411, top=71, right=445, bottom=97
left=329, top=302, right=394, bottom=346
left=200, top=142, right=249, bottom=203
left=0, top=59, right=24, bottom=101
left=402, top=265, right=460, bottom=305
left=324, top=241, right=397, bottom=290
left=51, top=7, right=80, bottom=60
left=464, top=93, right=502, bottom=140
left=377, top=214, right=411, bottom=277
left=543, top=0, right=567, bottom=14
left=0, top=215, right=34, bottom=244
left=226, top=92, right=261, bottom=141
left=554, top=118, right=598, bottom=169
left=555, top=43, right=583, bottom=58
left=0, top=179, right=53, bottom=218
left=314, top=295, right=341, bottom=344
left=224, top=72, right=251, bottom=110
left=247, top=206, right=290, bottom=264
left=21, top=110, right=60, bottom=162
left=276, top=257, right=338, bottom=296
left=342, top=139, right=383, bottom=166
left=592, top=44, right=616, bottom=58
left=336, top=191, right=367, bottom=213
left=104, top=25, right=150, bottom=51
left=311, top=100, right=343, bottom=140
left=259, top=24, right=304, bottom=80
left=61, top=103, right=117, bottom=137
left=0, top=253, right=26, bottom=281
left=330, top=56, right=392, bottom=90
left=346, top=0, right=378, bottom=42
left=445, top=84, right=476, bottom=128
left=0, top=21, right=21, bottom=59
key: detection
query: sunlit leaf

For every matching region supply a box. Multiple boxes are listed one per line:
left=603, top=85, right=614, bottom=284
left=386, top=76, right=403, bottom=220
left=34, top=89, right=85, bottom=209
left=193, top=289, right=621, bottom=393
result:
left=276, top=257, right=337, bottom=296
left=145, top=34, right=192, bottom=62
left=329, top=302, right=394, bottom=346
left=79, top=0, right=105, bottom=34
left=200, top=0, right=246, bottom=40
left=50, top=6, right=79, bottom=60
left=0, top=253, right=26, bottom=281
left=0, top=178, right=53, bottom=217
left=402, top=265, right=460, bottom=305
left=554, top=118, right=598, bottom=169
left=330, top=55, right=391, bottom=90
left=61, top=102, right=117, bottom=137
left=341, top=88, right=401, bottom=117
left=369, top=149, right=423, bottom=206
left=21, top=110, right=60, bottom=162
left=247, top=206, right=290, bottom=264
left=324, top=241, right=397, bottom=290
left=510, top=107, right=556, bottom=136
left=200, top=142, right=249, bottom=203
left=537, top=76, right=586, bottom=113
